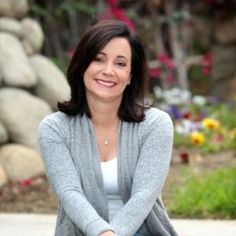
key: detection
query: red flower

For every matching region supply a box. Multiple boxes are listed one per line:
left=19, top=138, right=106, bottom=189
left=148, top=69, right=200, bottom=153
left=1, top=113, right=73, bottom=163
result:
left=182, top=111, right=192, bottom=119
left=107, top=0, right=119, bottom=6
left=97, top=5, right=135, bottom=31
left=19, top=179, right=33, bottom=187
left=201, top=52, right=213, bottom=76
left=109, top=7, right=135, bottom=31
left=179, top=151, right=189, bottom=164
left=149, top=68, right=161, bottom=78
left=157, top=54, right=175, bottom=69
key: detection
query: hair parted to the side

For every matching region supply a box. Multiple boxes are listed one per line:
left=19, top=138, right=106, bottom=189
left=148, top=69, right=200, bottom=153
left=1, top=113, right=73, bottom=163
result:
left=58, top=20, right=149, bottom=122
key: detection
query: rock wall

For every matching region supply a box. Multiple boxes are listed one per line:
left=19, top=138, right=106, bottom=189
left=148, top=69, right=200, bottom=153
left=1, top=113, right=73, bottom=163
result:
left=0, top=0, right=70, bottom=187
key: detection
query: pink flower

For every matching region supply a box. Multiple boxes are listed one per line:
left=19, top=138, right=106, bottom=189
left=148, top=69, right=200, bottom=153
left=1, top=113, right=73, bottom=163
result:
left=201, top=52, right=213, bottom=76
left=19, top=179, right=33, bottom=187
left=149, top=68, right=161, bottom=78
left=157, top=54, right=175, bottom=69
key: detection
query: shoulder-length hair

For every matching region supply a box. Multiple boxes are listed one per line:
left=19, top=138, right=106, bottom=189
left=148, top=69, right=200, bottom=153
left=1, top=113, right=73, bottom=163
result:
left=58, top=20, right=149, bottom=122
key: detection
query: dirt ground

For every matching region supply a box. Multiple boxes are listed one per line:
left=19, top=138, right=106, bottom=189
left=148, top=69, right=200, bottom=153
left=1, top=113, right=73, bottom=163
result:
left=0, top=149, right=235, bottom=214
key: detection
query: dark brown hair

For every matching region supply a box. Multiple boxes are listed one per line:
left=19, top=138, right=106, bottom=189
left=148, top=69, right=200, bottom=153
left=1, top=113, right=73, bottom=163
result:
left=58, top=20, right=149, bottom=122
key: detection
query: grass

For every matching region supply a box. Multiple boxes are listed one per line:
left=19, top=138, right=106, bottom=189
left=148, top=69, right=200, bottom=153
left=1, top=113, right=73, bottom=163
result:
left=166, top=167, right=236, bottom=219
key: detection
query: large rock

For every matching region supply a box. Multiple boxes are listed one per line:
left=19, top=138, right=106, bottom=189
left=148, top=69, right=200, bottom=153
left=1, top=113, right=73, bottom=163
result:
left=21, top=18, right=44, bottom=54
left=211, top=45, right=236, bottom=80
left=0, top=163, right=8, bottom=188
left=192, top=17, right=212, bottom=50
left=0, top=88, right=52, bottom=148
left=30, top=55, right=70, bottom=110
left=0, top=32, right=37, bottom=87
left=0, top=0, right=29, bottom=19
left=211, top=73, right=236, bottom=101
left=0, top=144, right=45, bottom=182
left=0, top=121, right=8, bottom=144
left=215, top=17, right=236, bottom=44
left=0, top=17, right=23, bottom=38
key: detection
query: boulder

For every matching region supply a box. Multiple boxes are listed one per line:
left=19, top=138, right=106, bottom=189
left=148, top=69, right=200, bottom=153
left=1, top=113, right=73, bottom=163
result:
left=0, top=17, right=23, bottom=38
left=21, top=18, right=44, bottom=54
left=0, top=88, right=52, bottom=148
left=0, top=0, right=29, bottom=19
left=211, top=45, right=236, bottom=80
left=0, top=163, right=8, bottom=188
left=0, top=68, right=2, bottom=85
left=0, top=121, right=8, bottom=144
left=0, top=144, right=45, bottom=182
left=0, top=32, right=37, bottom=87
left=211, top=73, right=236, bottom=101
left=30, top=55, right=70, bottom=110
left=215, top=17, right=236, bottom=44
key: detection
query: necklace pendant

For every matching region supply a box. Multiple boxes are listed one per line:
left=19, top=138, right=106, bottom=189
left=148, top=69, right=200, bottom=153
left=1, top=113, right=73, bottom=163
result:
left=104, top=139, right=108, bottom=145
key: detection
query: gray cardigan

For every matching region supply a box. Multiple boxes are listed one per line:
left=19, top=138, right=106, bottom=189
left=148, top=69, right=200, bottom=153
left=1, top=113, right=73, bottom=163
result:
left=38, top=107, right=178, bottom=236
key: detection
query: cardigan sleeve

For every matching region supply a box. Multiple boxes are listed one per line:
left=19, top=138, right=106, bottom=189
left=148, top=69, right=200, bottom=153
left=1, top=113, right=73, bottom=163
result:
left=38, top=117, right=115, bottom=236
left=110, top=111, right=174, bottom=235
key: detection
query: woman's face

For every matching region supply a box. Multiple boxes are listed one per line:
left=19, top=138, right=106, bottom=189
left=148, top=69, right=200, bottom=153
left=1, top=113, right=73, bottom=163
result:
left=83, top=37, right=132, bottom=103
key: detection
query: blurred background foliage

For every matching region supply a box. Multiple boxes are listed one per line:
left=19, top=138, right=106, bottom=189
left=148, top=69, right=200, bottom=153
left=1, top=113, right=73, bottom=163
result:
left=28, top=0, right=236, bottom=95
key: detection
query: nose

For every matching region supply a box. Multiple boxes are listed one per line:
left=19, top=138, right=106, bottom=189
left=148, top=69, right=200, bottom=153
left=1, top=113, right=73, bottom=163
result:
left=102, top=62, right=115, bottom=76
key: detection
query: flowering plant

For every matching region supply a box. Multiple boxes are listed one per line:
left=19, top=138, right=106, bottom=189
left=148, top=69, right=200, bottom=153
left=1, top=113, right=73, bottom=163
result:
left=152, top=86, right=236, bottom=154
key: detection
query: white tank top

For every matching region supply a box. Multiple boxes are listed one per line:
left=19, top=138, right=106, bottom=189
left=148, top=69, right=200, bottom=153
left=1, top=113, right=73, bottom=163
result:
left=100, top=158, right=123, bottom=220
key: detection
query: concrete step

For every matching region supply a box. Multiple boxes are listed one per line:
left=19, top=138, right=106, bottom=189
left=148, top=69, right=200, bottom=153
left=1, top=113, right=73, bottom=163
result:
left=0, top=214, right=236, bottom=236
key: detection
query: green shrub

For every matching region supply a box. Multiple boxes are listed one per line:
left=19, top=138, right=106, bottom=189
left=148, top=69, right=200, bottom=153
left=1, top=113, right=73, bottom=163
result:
left=168, top=167, right=236, bottom=219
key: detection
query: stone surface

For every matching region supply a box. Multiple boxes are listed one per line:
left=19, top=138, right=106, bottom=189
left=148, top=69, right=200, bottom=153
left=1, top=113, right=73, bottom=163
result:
left=211, top=73, right=236, bottom=101
left=0, top=32, right=37, bottom=87
left=215, top=17, right=236, bottom=44
left=21, top=18, right=44, bottom=54
left=30, top=55, right=70, bottom=110
left=0, top=121, right=8, bottom=144
left=192, top=17, right=212, bottom=50
left=0, top=163, right=8, bottom=188
left=0, top=144, right=45, bottom=182
left=0, top=17, right=23, bottom=38
left=211, top=45, right=236, bottom=80
left=0, top=88, right=52, bottom=148
left=0, top=0, right=29, bottom=18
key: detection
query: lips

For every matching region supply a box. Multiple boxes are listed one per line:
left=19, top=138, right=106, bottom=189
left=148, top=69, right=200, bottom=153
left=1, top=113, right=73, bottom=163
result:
left=95, top=79, right=116, bottom=87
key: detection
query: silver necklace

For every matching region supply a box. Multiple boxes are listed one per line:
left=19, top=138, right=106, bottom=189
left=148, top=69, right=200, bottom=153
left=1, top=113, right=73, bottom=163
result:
left=104, top=138, right=109, bottom=145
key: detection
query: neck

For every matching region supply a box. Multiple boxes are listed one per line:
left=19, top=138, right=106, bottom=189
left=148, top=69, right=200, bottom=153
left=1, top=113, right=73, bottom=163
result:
left=87, top=95, right=121, bottom=128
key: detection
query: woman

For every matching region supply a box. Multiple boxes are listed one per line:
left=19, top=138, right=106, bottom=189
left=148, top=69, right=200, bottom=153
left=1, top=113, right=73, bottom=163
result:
left=38, top=20, right=178, bottom=236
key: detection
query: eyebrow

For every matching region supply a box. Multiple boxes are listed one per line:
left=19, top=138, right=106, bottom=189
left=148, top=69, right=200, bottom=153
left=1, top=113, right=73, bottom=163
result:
left=98, top=52, right=128, bottom=61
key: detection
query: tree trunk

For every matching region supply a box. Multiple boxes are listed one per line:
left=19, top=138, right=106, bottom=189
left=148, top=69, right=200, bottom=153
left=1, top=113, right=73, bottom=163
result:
left=164, top=0, right=189, bottom=90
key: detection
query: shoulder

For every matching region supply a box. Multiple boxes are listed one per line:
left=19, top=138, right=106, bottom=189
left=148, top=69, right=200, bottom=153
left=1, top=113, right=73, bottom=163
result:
left=142, top=107, right=173, bottom=128
left=38, top=111, right=75, bottom=139
left=39, top=111, right=71, bottom=129
left=137, top=107, right=173, bottom=140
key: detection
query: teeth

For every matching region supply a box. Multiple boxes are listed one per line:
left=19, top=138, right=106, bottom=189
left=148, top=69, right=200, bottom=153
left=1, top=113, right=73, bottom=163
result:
left=96, top=79, right=115, bottom=87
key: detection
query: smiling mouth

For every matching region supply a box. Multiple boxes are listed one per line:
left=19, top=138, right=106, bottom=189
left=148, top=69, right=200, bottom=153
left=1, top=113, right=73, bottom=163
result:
left=95, top=79, right=116, bottom=87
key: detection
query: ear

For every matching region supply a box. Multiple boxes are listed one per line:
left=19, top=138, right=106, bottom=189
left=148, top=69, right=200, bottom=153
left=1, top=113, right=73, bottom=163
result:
left=127, top=74, right=132, bottom=85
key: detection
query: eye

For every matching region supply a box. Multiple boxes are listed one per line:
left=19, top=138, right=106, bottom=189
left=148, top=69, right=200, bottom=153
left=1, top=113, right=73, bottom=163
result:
left=116, top=61, right=127, bottom=67
left=93, top=55, right=104, bottom=63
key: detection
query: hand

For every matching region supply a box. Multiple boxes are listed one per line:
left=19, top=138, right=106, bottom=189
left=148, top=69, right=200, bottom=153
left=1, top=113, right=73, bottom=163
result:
left=99, top=231, right=117, bottom=236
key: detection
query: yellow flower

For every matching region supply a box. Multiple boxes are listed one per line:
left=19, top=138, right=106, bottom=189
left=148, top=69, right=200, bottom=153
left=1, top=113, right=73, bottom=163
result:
left=202, top=118, right=220, bottom=130
left=190, top=132, right=205, bottom=146
left=230, top=128, right=236, bottom=139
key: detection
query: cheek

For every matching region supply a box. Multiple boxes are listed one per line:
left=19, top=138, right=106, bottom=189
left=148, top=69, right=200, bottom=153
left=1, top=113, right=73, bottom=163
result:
left=121, top=72, right=131, bottom=85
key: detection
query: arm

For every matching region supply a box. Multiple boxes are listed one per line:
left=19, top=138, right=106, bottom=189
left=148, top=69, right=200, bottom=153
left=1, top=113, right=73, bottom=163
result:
left=110, top=112, right=174, bottom=235
left=38, top=118, right=115, bottom=236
